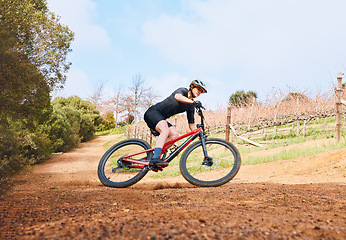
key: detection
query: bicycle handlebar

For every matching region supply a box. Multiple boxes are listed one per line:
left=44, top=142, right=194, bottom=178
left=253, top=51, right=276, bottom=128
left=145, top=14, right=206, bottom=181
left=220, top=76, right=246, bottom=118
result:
left=195, top=105, right=205, bottom=121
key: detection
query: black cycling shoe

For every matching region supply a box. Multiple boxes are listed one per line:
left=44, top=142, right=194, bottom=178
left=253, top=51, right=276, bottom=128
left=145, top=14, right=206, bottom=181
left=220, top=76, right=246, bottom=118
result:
left=149, top=157, right=169, bottom=167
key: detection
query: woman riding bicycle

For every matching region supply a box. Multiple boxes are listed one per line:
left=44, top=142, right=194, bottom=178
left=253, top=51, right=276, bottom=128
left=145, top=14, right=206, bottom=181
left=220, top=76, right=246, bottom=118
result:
left=144, top=80, right=207, bottom=167
left=99, top=79, right=241, bottom=188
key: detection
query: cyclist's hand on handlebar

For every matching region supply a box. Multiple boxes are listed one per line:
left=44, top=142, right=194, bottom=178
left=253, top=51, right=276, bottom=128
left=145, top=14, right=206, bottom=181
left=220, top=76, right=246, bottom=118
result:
left=193, top=100, right=204, bottom=109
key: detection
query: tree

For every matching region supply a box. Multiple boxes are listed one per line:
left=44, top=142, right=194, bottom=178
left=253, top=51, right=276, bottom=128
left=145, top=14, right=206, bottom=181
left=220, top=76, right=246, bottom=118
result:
left=128, top=74, right=146, bottom=120
left=104, top=86, right=125, bottom=127
left=123, top=74, right=157, bottom=122
left=229, top=90, right=257, bottom=107
left=0, top=46, right=51, bottom=122
left=282, top=92, right=310, bottom=103
left=0, top=0, right=74, bottom=121
left=0, top=0, right=74, bottom=179
left=86, top=81, right=105, bottom=113
left=86, top=75, right=158, bottom=126
left=142, top=86, right=160, bottom=109
left=0, top=0, right=74, bottom=90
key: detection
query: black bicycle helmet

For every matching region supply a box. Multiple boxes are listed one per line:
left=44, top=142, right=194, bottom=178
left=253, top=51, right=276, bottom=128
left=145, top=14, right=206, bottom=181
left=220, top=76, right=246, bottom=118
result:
left=190, top=80, right=207, bottom=93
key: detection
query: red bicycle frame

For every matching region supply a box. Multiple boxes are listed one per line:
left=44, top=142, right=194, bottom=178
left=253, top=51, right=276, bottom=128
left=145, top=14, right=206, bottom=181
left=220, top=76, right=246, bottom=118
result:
left=121, top=127, right=203, bottom=167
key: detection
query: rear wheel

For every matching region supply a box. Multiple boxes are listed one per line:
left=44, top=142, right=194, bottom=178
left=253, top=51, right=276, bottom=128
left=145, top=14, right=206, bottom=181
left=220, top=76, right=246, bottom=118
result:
left=98, top=139, right=152, bottom=188
left=180, top=138, right=241, bottom=187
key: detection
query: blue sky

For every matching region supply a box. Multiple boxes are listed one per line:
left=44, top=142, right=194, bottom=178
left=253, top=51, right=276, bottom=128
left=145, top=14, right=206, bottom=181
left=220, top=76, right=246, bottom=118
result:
left=48, top=0, right=346, bottom=109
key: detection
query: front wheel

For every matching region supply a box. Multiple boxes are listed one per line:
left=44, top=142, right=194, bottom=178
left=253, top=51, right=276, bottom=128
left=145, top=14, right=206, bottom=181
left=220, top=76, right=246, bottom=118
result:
left=180, top=138, right=241, bottom=187
left=98, top=139, right=152, bottom=188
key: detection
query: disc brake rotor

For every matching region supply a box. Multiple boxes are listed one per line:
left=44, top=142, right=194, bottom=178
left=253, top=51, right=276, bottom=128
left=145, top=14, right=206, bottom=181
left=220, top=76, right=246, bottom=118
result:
left=203, top=159, right=218, bottom=170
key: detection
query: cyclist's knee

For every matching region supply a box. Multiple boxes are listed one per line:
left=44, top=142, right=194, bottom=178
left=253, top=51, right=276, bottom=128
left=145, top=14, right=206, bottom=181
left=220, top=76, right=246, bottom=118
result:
left=160, top=129, right=170, bottom=138
left=156, top=121, right=169, bottom=133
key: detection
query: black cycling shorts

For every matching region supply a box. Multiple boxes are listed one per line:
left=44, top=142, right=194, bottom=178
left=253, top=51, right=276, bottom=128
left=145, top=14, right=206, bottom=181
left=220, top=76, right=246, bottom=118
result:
left=144, top=106, right=172, bottom=130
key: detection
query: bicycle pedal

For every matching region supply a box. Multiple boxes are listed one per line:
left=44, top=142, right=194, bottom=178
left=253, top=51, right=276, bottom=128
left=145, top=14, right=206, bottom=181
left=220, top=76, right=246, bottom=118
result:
left=149, top=165, right=164, bottom=171
left=151, top=166, right=163, bottom=172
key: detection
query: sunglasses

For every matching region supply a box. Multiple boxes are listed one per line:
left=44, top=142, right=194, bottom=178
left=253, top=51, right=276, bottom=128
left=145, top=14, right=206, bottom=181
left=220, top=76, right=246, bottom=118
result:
left=196, top=87, right=204, bottom=93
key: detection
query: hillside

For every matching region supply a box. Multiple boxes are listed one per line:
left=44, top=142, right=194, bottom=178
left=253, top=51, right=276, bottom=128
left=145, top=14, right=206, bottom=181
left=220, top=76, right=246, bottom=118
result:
left=0, top=134, right=345, bottom=239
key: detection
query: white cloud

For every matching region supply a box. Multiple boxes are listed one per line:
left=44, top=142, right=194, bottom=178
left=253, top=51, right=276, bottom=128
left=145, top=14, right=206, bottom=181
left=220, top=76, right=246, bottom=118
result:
left=47, top=0, right=113, bottom=100
left=142, top=0, right=346, bottom=93
left=47, top=0, right=111, bottom=53
left=46, top=0, right=346, bottom=108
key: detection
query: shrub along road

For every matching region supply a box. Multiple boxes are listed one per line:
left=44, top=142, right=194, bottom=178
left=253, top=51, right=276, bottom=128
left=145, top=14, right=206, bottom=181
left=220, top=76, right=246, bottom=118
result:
left=0, top=134, right=345, bottom=239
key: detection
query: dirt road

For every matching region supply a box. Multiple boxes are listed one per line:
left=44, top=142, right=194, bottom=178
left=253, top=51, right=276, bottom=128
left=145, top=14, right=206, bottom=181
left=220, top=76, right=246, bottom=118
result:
left=1, top=135, right=345, bottom=239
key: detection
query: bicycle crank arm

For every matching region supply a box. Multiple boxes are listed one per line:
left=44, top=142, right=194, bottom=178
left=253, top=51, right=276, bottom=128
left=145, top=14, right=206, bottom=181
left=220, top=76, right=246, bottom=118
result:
left=122, top=157, right=150, bottom=166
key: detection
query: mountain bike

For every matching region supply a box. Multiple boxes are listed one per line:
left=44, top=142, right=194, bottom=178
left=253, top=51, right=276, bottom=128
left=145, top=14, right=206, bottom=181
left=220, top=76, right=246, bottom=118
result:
left=98, top=106, right=241, bottom=188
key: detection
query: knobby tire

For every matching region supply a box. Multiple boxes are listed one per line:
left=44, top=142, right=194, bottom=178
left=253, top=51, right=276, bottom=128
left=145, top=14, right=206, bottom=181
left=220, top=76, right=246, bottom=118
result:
left=98, top=139, right=152, bottom=188
left=179, top=138, right=241, bottom=187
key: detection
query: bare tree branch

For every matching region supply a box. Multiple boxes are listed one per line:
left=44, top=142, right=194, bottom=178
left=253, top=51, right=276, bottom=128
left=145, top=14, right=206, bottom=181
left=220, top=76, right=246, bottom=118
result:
left=86, top=81, right=105, bottom=111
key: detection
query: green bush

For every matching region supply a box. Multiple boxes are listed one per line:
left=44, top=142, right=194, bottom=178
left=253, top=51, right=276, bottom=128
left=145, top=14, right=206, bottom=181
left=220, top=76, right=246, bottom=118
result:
left=96, top=113, right=116, bottom=132
left=0, top=96, right=103, bottom=182
left=0, top=119, right=52, bottom=180
left=44, top=107, right=79, bottom=152
left=0, top=124, right=22, bottom=177
left=48, top=96, right=100, bottom=151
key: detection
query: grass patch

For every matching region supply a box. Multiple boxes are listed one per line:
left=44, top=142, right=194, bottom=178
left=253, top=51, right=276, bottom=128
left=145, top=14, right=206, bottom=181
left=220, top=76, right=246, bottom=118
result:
left=95, top=126, right=127, bottom=149
left=151, top=167, right=182, bottom=179
left=96, top=126, right=127, bottom=136
left=242, top=139, right=346, bottom=165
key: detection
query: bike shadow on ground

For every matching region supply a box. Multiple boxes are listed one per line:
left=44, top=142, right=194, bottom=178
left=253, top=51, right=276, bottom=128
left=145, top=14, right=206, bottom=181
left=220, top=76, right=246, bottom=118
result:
left=132, top=182, right=196, bottom=190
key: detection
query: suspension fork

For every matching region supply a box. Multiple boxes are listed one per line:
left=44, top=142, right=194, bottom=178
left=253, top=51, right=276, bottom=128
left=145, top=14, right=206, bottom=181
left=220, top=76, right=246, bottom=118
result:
left=199, top=131, right=213, bottom=166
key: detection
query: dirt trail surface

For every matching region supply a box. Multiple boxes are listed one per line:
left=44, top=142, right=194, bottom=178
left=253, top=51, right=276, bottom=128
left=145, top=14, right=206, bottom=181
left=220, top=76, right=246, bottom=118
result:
left=1, top=135, right=345, bottom=239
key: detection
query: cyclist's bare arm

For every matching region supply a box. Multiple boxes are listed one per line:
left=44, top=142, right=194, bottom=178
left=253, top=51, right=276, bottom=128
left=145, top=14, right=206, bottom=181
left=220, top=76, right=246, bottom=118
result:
left=174, top=93, right=196, bottom=131
left=174, top=93, right=194, bottom=104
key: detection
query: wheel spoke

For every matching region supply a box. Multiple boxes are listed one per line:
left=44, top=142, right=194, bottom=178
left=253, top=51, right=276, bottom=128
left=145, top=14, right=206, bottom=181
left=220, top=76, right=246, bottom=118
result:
left=98, top=139, right=151, bottom=188
left=180, top=138, right=241, bottom=187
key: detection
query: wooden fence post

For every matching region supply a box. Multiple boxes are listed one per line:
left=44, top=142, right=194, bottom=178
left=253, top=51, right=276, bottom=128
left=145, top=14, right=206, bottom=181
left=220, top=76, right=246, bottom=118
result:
left=247, top=97, right=255, bottom=131
left=335, top=72, right=345, bottom=143
left=141, top=126, right=145, bottom=140
left=273, top=98, right=279, bottom=135
left=127, top=126, right=131, bottom=139
left=225, top=104, right=231, bottom=141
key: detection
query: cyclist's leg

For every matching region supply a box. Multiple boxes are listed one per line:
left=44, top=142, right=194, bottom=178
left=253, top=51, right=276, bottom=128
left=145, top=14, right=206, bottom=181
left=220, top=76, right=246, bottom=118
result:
left=144, top=107, right=176, bottom=165
left=144, top=108, right=170, bottom=148
left=165, top=125, right=179, bottom=148
left=155, top=122, right=179, bottom=146
left=154, top=120, right=170, bottom=148
left=148, top=120, right=170, bottom=166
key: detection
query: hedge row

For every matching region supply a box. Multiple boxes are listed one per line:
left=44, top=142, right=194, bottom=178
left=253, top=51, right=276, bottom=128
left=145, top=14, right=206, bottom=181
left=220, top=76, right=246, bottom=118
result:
left=0, top=96, right=108, bottom=182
